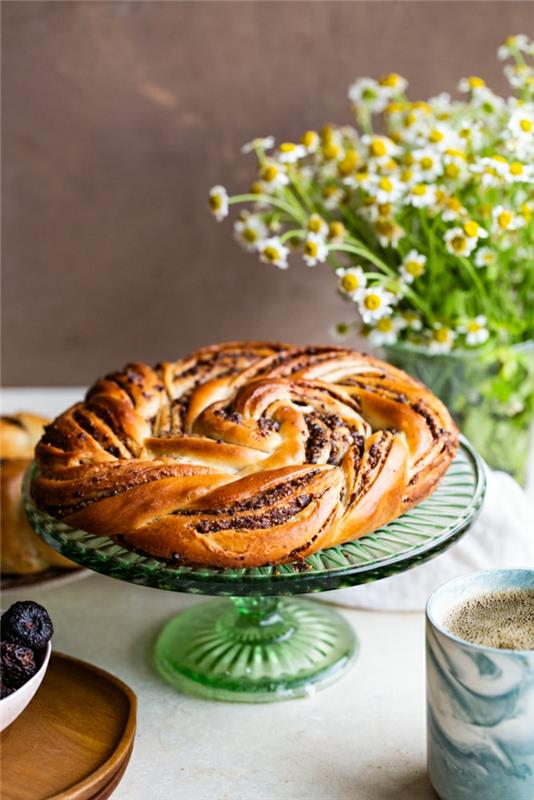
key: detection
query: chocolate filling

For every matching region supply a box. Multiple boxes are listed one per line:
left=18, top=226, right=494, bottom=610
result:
left=193, top=493, right=313, bottom=533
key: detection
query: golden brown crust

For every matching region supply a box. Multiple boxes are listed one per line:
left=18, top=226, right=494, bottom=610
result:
left=31, top=342, right=458, bottom=568
left=1, top=413, right=78, bottom=573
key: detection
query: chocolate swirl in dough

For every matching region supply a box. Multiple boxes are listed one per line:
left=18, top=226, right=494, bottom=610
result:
left=31, top=342, right=458, bottom=568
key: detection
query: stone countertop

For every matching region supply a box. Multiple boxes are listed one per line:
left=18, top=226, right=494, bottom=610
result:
left=2, top=388, right=436, bottom=800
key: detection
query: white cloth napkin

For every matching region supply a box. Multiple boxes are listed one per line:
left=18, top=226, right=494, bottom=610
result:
left=323, top=468, right=534, bottom=611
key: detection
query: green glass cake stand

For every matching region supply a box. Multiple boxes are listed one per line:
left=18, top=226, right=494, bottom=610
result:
left=23, top=438, right=485, bottom=703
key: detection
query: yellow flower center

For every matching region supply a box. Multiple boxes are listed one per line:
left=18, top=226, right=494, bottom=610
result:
left=463, top=221, right=480, bottom=238
left=328, top=221, right=345, bottom=240
left=261, top=165, right=279, bottom=182
left=375, top=220, right=395, bottom=237
left=405, top=260, right=424, bottom=277
left=497, top=211, right=513, bottom=229
left=250, top=181, right=263, bottom=194
left=262, top=245, right=279, bottom=262
left=451, top=236, right=467, bottom=253
left=370, top=139, right=387, bottom=157
left=378, top=177, right=394, bottom=192
left=519, top=119, right=533, bottom=133
left=429, top=129, right=444, bottom=143
left=301, top=130, right=318, bottom=148
left=412, top=184, right=427, bottom=196
left=341, top=274, right=360, bottom=292
left=379, top=73, right=402, bottom=88
left=521, top=203, right=532, bottom=222
left=509, top=162, right=524, bottom=176
left=322, top=142, right=340, bottom=160
left=308, top=215, right=325, bottom=233
left=420, top=156, right=434, bottom=170
left=304, top=240, right=319, bottom=257
left=364, top=294, right=382, bottom=310
left=467, top=321, right=481, bottom=333
left=434, top=328, right=451, bottom=343
left=377, top=203, right=392, bottom=217
left=338, top=149, right=359, bottom=176
left=467, top=76, right=486, bottom=89
left=447, top=197, right=462, bottom=211
left=279, top=142, right=296, bottom=153
left=376, top=317, right=394, bottom=332
left=208, top=195, right=222, bottom=211
left=243, top=227, right=258, bottom=243
left=404, top=112, right=417, bottom=128
left=445, top=164, right=460, bottom=179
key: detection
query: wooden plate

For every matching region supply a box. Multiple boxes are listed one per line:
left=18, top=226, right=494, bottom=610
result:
left=0, top=652, right=137, bottom=800
left=1, top=567, right=88, bottom=593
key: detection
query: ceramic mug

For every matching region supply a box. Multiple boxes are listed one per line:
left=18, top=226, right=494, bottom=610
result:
left=426, top=569, right=534, bottom=800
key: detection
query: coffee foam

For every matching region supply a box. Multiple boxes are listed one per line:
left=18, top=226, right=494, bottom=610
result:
left=443, top=589, right=534, bottom=651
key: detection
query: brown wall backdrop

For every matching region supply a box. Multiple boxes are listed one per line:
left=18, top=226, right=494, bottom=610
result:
left=3, top=0, right=532, bottom=385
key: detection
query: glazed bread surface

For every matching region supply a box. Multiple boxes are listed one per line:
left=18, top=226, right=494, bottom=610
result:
left=31, top=342, right=458, bottom=568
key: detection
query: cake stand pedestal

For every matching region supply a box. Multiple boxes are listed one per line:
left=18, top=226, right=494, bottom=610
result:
left=24, top=438, right=484, bottom=703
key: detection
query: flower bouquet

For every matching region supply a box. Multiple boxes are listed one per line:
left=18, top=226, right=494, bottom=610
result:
left=209, top=35, right=534, bottom=483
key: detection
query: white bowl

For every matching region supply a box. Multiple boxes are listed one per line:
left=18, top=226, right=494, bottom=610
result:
left=0, top=640, right=52, bottom=731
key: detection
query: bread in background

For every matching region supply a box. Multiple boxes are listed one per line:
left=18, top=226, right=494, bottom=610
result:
left=1, top=413, right=77, bottom=574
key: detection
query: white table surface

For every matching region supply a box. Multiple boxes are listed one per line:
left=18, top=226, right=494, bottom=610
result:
left=2, top=388, right=437, bottom=800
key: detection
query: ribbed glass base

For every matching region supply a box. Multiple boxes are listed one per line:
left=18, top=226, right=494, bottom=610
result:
left=154, top=597, right=358, bottom=702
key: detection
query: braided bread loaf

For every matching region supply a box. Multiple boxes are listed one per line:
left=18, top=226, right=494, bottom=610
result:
left=31, top=342, right=458, bottom=568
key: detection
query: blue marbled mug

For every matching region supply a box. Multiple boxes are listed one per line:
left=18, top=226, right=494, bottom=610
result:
left=426, top=569, right=534, bottom=800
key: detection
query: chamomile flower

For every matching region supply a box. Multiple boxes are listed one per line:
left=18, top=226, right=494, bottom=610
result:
left=208, top=185, right=229, bottom=222
left=259, top=160, right=289, bottom=191
left=357, top=287, right=395, bottom=324
left=374, top=219, right=404, bottom=248
left=366, top=315, right=401, bottom=346
left=428, top=324, right=456, bottom=353
left=348, top=78, right=388, bottom=113
left=330, top=321, right=354, bottom=341
left=400, top=310, right=423, bottom=331
left=405, top=183, right=437, bottom=208
left=444, top=227, right=478, bottom=257
left=257, top=237, right=289, bottom=269
left=400, top=250, right=426, bottom=283
left=371, top=174, right=403, bottom=204
left=504, top=160, right=534, bottom=183
left=440, top=194, right=466, bottom=222
left=361, top=135, right=401, bottom=162
left=378, top=73, right=408, bottom=94
left=462, top=220, right=488, bottom=241
left=507, top=106, right=534, bottom=144
left=322, top=185, right=345, bottom=210
left=303, top=233, right=328, bottom=267
left=412, top=148, right=443, bottom=181
left=241, top=136, right=275, bottom=154
left=328, top=221, right=346, bottom=242
left=442, top=149, right=468, bottom=181
left=458, top=316, right=490, bottom=345
left=307, top=214, right=329, bottom=237
left=504, top=63, right=534, bottom=91
left=474, top=247, right=497, bottom=268
left=277, top=142, right=307, bottom=164
left=300, top=130, right=320, bottom=153
left=233, top=214, right=268, bottom=251
left=336, top=267, right=367, bottom=299
left=498, top=34, right=531, bottom=61
left=492, top=205, right=525, bottom=233
left=471, top=156, right=507, bottom=188
left=458, top=76, right=487, bottom=93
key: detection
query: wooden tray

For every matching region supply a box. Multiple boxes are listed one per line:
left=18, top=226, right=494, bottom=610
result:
left=1, top=567, right=88, bottom=593
left=0, top=652, right=137, bottom=800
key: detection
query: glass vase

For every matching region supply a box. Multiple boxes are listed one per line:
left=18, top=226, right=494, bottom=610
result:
left=383, top=340, right=534, bottom=485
